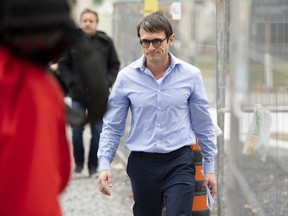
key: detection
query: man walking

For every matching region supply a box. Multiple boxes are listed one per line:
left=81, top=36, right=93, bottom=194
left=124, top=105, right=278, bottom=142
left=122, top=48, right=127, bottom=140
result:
left=97, top=11, right=217, bottom=216
left=59, top=8, right=120, bottom=176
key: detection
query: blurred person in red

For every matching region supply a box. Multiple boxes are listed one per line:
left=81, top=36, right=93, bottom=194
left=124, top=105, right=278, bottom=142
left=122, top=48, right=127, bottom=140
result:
left=0, top=0, right=78, bottom=215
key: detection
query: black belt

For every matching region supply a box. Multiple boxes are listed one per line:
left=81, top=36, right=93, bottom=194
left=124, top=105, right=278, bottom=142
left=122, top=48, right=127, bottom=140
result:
left=131, top=146, right=192, bottom=162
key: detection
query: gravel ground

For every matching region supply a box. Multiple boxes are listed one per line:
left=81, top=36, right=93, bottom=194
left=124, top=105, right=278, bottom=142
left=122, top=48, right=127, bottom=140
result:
left=237, top=152, right=288, bottom=216
left=60, top=126, right=134, bottom=216
left=60, top=158, right=134, bottom=216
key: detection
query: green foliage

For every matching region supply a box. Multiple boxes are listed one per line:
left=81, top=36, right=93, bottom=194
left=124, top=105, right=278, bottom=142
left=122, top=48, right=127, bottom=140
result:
left=94, top=0, right=102, bottom=5
left=195, top=0, right=204, bottom=4
left=69, top=0, right=102, bottom=5
left=70, top=0, right=76, bottom=5
left=249, top=59, right=288, bottom=87
left=197, top=59, right=215, bottom=77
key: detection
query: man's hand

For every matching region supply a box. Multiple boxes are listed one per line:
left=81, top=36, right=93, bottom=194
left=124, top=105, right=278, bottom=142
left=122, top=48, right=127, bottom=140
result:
left=98, top=170, right=113, bottom=196
left=202, top=173, right=217, bottom=197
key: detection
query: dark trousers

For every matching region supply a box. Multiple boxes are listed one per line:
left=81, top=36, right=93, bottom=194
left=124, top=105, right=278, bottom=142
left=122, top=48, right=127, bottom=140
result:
left=71, top=99, right=103, bottom=170
left=127, top=146, right=195, bottom=216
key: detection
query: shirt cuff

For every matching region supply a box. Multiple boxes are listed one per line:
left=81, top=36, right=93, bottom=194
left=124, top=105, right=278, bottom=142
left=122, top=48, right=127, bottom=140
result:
left=203, top=160, right=215, bottom=174
left=98, top=158, right=111, bottom=172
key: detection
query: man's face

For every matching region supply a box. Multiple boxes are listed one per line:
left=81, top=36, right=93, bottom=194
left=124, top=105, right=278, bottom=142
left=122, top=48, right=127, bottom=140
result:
left=139, top=28, right=174, bottom=64
left=80, top=12, right=98, bottom=36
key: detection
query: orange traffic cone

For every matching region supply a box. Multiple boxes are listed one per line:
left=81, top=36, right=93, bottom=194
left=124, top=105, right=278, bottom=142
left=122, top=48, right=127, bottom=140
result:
left=191, top=139, right=210, bottom=216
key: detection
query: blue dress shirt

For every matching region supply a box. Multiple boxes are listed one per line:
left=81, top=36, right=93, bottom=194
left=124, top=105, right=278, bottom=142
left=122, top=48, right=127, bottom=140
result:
left=98, top=52, right=217, bottom=174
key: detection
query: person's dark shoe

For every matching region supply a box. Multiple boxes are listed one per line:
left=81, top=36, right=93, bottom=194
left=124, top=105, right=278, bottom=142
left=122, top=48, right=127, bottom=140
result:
left=74, top=165, right=83, bottom=173
left=88, top=168, right=97, bottom=177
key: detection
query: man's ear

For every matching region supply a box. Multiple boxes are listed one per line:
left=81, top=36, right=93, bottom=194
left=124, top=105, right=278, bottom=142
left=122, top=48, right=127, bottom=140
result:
left=169, top=34, right=175, bottom=45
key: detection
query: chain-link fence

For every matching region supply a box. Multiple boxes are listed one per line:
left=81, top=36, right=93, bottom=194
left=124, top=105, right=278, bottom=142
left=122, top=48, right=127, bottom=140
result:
left=228, top=0, right=288, bottom=216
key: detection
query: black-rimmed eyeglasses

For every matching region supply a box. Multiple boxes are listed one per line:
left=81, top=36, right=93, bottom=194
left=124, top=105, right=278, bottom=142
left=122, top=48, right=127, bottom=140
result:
left=139, top=36, right=169, bottom=48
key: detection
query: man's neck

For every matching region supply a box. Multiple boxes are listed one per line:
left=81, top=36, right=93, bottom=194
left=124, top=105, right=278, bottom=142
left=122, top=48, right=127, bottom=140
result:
left=146, top=56, right=170, bottom=80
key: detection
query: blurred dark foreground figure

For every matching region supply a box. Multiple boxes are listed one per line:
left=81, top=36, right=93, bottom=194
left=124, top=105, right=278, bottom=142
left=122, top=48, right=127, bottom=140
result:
left=0, top=0, right=108, bottom=215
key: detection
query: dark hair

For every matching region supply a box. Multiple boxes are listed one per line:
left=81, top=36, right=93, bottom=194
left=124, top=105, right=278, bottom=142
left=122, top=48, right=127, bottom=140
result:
left=136, top=11, right=173, bottom=38
left=80, top=8, right=99, bottom=23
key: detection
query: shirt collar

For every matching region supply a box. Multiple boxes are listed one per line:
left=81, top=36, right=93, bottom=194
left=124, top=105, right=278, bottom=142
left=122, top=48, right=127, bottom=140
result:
left=132, top=52, right=181, bottom=72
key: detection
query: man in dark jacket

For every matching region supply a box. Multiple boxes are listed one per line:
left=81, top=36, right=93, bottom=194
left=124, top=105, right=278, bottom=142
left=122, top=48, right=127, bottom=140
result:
left=59, top=8, right=120, bottom=176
